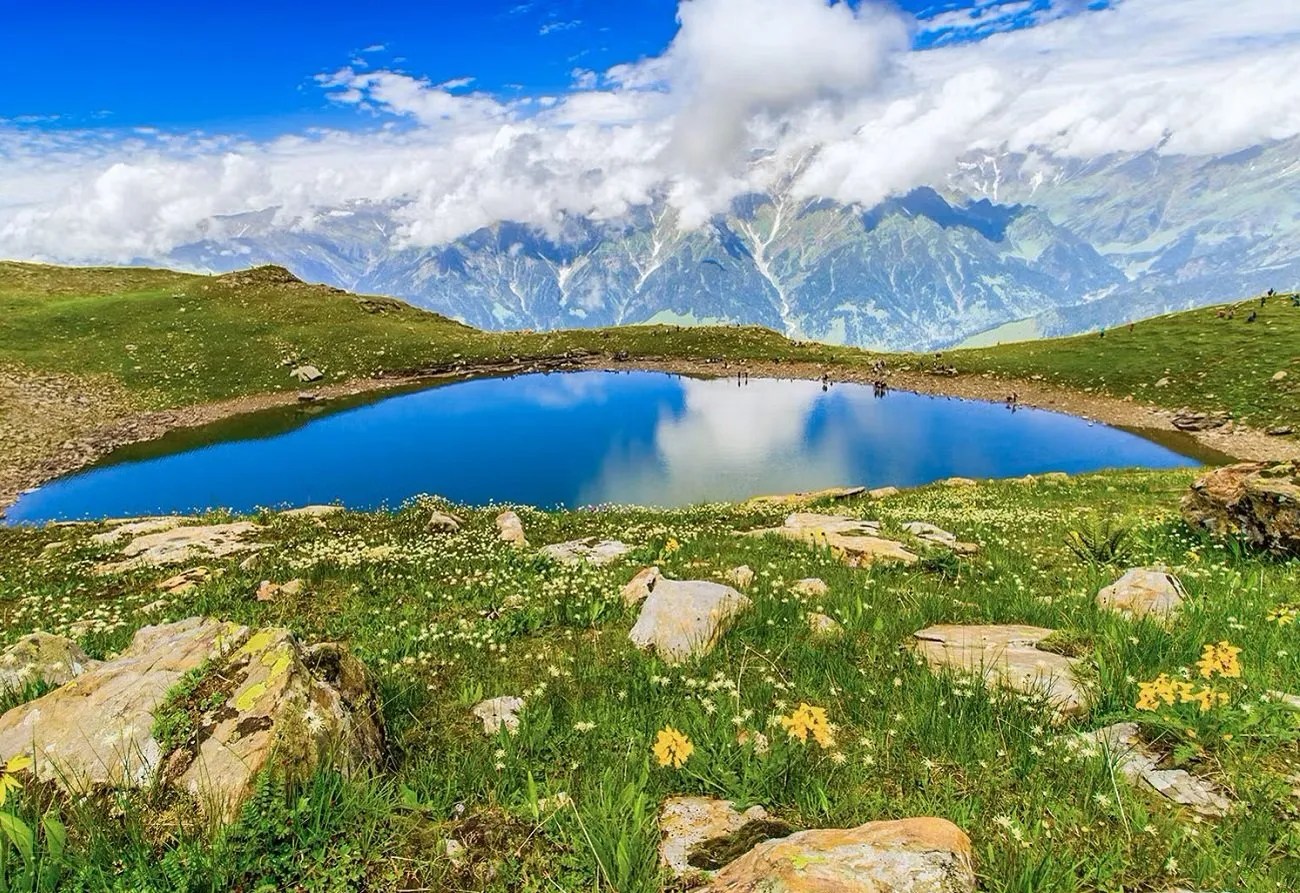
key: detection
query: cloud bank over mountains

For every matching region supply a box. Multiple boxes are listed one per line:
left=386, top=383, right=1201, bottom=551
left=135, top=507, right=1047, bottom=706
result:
left=2, top=0, right=1298, bottom=264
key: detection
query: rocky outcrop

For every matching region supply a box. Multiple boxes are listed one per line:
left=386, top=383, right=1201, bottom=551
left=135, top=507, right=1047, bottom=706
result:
left=747, top=514, right=918, bottom=567
left=0, top=632, right=99, bottom=691
left=629, top=579, right=751, bottom=664
left=1096, top=568, right=1186, bottom=624
left=0, top=618, right=385, bottom=822
left=913, top=625, right=1086, bottom=716
left=744, top=486, right=865, bottom=509
left=700, top=817, right=976, bottom=893
left=96, top=522, right=265, bottom=574
left=540, top=537, right=633, bottom=566
left=90, top=517, right=189, bottom=545
left=495, top=511, right=528, bottom=547
left=1172, top=410, right=1231, bottom=432
left=1182, top=462, right=1300, bottom=556
left=1073, top=724, right=1230, bottom=817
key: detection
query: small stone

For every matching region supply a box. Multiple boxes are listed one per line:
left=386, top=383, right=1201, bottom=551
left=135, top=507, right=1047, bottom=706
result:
left=725, top=565, right=756, bottom=589
left=255, top=579, right=303, bottom=602
left=1272, top=370, right=1288, bottom=382
left=290, top=365, right=323, bottom=383
left=1155, top=377, right=1170, bottom=388
left=791, top=578, right=829, bottom=598
left=806, top=613, right=843, bottom=637
left=868, top=486, right=899, bottom=499
left=746, top=514, right=917, bottom=567
left=472, top=696, right=524, bottom=735
left=1267, top=425, right=1294, bottom=437
left=1096, top=568, right=1186, bottom=624
left=495, top=511, right=528, bottom=547
left=157, top=566, right=211, bottom=595
left=903, top=522, right=979, bottom=555
left=1073, top=724, right=1230, bottom=817
left=427, top=510, right=463, bottom=533
left=941, top=477, right=977, bottom=488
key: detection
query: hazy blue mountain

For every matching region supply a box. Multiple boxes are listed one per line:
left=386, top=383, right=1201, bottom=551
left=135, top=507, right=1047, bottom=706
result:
left=169, top=138, right=1300, bottom=350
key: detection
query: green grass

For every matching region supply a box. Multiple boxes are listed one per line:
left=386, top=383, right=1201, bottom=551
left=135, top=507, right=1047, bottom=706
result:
left=0, top=471, right=1297, bottom=891
left=4, top=261, right=1296, bottom=435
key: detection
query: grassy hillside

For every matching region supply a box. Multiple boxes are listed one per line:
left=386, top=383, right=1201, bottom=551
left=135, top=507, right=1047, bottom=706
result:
left=953, top=298, right=1300, bottom=432
left=1, top=470, right=1297, bottom=891
left=1, top=260, right=1296, bottom=434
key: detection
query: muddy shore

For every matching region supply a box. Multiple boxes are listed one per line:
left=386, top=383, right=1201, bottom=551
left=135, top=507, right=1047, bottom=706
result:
left=3, top=353, right=1297, bottom=517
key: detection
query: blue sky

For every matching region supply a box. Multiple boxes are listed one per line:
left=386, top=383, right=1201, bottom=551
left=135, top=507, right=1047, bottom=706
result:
left=3, top=0, right=1100, bottom=133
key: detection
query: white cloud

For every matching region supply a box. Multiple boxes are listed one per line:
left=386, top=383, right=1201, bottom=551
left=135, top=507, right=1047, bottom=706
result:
left=2, top=0, right=1299, bottom=263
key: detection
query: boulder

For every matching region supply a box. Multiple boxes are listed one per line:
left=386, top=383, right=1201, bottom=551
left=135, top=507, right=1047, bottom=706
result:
left=281, top=504, right=342, bottom=518
left=941, top=477, right=977, bottom=488
left=913, top=625, right=1086, bottom=716
left=0, top=632, right=100, bottom=691
left=868, top=486, right=899, bottom=499
left=1073, top=724, right=1230, bottom=818
left=495, top=511, right=528, bottom=547
left=791, top=578, right=829, bottom=598
left=96, top=522, right=264, bottom=574
left=621, top=566, right=661, bottom=606
left=1172, top=410, right=1230, bottom=432
left=472, top=696, right=524, bottom=735
left=1096, top=568, right=1186, bottom=624
left=659, top=796, right=782, bottom=878
left=427, top=510, right=463, bottom=533
left=0, top=618, right=384, bottom=822
left=540, top=537, right=633, bottom=566
left=1267, top=426, right=1295, bottom=437
left=747, top=514, right=917, bottom=567
left=903, top=522, right=979, bottom=555
left=1181, top=462, right=1300, bottom=556
left=629, top=579, right=751, bottom=664
left=701, top=817, right=975, bottom=893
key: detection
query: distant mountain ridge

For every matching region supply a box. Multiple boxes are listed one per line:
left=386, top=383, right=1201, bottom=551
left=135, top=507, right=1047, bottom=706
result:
left=167, top=138, right=1300, bottom=350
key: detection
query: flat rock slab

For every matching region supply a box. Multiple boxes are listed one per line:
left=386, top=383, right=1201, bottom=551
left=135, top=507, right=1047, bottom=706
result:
left=280, top=505, right=343, bottom=518
left=1182, top=462, right=1300, bottom=557
left=748, top=514, right=918, bottom=567
left=96, top=522, right=264, bottom=574
left=903, top=522, right=979, bottom=555
left=630, top=579, right=751, bottom=664
left=659, top=796, right=777, bottom=878
left=90, top=517, right=191, bottom=545
left=913, top=625, right=1086, bottom=716
left=1074, top=723, right=1230, bottom=818
left=540, top=537, right=633, bottom=566
left=0, top=617, right=384, bottom=822
left=0, top=632, right=99, bottom=691
left=700, top=817, right=975, bottom=893
left=1096, top=568, right=1186, bottom=624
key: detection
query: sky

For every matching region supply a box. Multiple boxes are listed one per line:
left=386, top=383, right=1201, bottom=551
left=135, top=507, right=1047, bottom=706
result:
left=2, top=0, right=1298, bottom=263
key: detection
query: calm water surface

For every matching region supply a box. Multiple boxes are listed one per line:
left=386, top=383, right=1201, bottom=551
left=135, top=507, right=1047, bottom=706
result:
left=6, top=371, right=1208, bottom=522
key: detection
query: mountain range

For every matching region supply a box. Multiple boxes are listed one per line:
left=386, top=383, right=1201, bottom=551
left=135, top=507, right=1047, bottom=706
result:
left=167, top=138, right=1300, bottom=350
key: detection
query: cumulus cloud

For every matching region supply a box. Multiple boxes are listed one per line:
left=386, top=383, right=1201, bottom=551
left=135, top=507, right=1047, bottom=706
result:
left=2, top=0, right=1299, bottom=263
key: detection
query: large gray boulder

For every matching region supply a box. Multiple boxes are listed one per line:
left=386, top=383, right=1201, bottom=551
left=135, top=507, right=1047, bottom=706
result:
left=629, top=579, right=751, bottom=663
left=1096, top=568, right=1186, bottom=624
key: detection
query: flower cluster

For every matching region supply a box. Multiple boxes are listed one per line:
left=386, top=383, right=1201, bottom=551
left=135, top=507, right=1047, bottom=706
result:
left=653, top=726, right=694, bottom=768
left=776, top=703, right=835, bottom=748
left=1136, top=641, right=1242, bottom=713
left=1195, top=641, right=1242, bottom=679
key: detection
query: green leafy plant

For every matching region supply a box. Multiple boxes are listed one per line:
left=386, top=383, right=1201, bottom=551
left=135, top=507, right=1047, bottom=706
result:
left=1064, top=516, right=1134, bottom=565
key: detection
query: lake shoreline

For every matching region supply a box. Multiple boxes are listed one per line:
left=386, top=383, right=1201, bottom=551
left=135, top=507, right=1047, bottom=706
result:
left=4, top=353, right=1296, bottom=518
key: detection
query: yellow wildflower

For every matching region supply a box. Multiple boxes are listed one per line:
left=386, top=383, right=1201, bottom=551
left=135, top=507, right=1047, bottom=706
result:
left=1136, top=674, right=1180, bottom=711
left=653, top=726, right=694, bottom=768
left=1267, top=604, right=1297, bottom=626
left=0, top=754, right=32, bottom=807
left=663, top=538, right=680, bottom=554
left=777, top=703, right=835, bottom=748
left=1196, top=641, right=1242, bottom=679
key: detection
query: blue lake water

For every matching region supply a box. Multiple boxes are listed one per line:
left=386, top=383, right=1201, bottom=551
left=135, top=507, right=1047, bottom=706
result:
left=5, top=370, right=1211, bottom=522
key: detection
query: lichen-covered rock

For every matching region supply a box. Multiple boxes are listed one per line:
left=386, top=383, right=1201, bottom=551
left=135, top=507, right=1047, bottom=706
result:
left=0, top=618, right=384, bottom=823
left=1073, top=723, right=1230, bottom=817
left=629, top=579, right=751, bottom=664
left=0, top=632, right=99, bottom=691
left=1181, top=462, right=1300, bottom=556
left=913, top=625, right=1086, bottom=716
left=747, top=514, right=918, bottom=567
left=540, top=537, right=632, bottom=566
left=621, top=566, right=661, bottom=606
left=660, top=797, right=787, bottom=879
left=1096, top=568, right=1186, bottom=624
left=96, top=522, right=265, bottom=574
left=700, top=817, right=976, bottom=893
left=495, top=511, right=528, bottom=547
